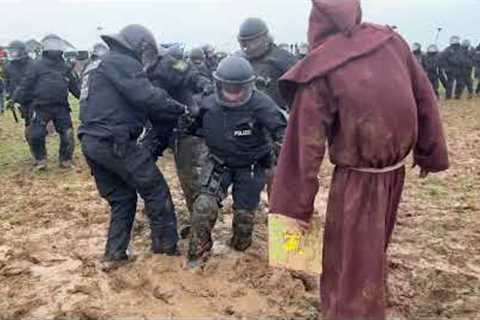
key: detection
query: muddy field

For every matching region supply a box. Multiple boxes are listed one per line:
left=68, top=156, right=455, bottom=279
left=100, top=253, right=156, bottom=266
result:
left=0, top=97, right=479, bottom=320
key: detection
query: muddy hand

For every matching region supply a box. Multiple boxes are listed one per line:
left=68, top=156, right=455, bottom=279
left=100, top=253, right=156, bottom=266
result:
left=296, top=219, right=311, bottom=234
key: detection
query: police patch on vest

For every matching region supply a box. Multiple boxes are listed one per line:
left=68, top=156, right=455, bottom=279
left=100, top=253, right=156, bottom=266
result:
left=234, top=129, right=253, bottom=137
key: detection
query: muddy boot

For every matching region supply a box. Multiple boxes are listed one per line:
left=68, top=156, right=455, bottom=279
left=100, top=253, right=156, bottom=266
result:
left=101, top=254, right=135, bottom=272
left=34, top=159, right=48, bottom=172
left=467, top=93, right=473, bottom=100
left=187, top=194, right=218, bottom=268
left=59, top=160, right=74, bottom=169
left=187, top=235, right=213, bottom=269
left=229, top=210, right=255, bottom=252
left=152, top=237, right=181, bottom=256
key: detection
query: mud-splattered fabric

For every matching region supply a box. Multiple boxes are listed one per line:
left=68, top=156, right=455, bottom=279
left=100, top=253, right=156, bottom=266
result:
left=270, top=0, right=449, bottom=319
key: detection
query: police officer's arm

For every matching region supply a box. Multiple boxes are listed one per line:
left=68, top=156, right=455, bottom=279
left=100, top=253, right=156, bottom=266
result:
left=67, top=69, right=81, bottom=99
left=12, top=63, right=38, bottom=105
left=184, top=66, right=213, bottom=95
left=101, top=57, right=185, bottom=116
left=268, top=49, right=298, bottom=75
left=255, top=97, right=287, bottom=143
left=3, top=67, right=13, bottom=98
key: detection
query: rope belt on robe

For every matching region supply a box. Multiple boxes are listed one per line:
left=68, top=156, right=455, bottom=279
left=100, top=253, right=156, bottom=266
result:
left=348, top=158, right=407, bottom=174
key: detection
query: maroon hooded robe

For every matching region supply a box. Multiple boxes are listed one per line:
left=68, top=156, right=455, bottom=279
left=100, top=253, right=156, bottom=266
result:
left=270, top=1, right=449, bottom=319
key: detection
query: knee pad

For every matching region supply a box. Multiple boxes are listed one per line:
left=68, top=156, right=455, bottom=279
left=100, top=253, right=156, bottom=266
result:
left=192, top=194, right=218, bottom=228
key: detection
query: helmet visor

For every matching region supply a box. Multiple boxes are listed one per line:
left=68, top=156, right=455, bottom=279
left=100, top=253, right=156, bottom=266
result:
left=216, top=81, right=253, bottom=107
left=42, top=37, right=69, bottom=52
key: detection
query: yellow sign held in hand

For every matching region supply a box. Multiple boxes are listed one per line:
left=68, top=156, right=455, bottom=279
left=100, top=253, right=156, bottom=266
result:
left=268, top=214, right=322, bottom=275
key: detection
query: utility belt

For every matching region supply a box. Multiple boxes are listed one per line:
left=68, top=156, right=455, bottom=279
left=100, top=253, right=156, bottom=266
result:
left=200, top=153, right=268, bottom=199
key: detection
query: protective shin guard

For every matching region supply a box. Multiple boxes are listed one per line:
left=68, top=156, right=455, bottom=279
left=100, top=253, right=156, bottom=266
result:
left=188, top=194, right=218, bottom=262
left=230, top=210, right=255, bottom=251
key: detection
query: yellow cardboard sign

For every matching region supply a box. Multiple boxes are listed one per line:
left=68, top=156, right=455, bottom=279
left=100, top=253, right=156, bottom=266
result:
left=268, top=214, right=322, bottom=274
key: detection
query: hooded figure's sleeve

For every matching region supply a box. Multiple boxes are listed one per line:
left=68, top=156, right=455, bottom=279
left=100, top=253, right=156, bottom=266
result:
left=270, top=79, right=335, bottom=223
left=407, top=49, right=449, bottom=172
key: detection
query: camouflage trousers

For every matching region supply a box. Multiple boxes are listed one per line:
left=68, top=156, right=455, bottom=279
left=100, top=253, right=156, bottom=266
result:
left=174, top=134, right=209, bottom=214
left=188, top=163, right=267, bottom=261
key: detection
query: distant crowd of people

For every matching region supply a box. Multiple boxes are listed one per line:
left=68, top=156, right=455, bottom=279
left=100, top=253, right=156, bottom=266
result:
left=412, top=37, right=480, bottom=99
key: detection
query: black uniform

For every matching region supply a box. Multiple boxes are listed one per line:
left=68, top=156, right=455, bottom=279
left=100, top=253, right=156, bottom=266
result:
left=79, top=44, right=186, bottom=260
left=413, top=50, right=424, bottom=66
left=422, top=52, right=442, bottom=97
left=4, top=57, right=34, bottom=121
left=191, top=61, right=212, bottom=80
left=458, top=46, right=474, bottom=97
left=244, top=45, right=297, bottom=110
left=474, top=45, right=480, bottom=94
left=441, top=44, right=465, bottom=99
left=205, top=56, right=218, bottom=78
left=188, top=90, right=286, bottom=260
left=12, top=52, right=80, bottom=163
left=0, top=77, right=4, bottom=113
left=147, top=54, right=212, bottom=215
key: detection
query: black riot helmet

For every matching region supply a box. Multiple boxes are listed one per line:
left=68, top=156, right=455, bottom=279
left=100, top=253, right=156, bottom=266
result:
left=92, top=43, right=109, bottom=59
left=41, top=34, right=70, bottom=60
left=6, top=40, right=28, bottom=61
left=202, top=44, right=215, bottom=58
left=237, top=18, right=272, bottom=59
left=412, top=42, right=422, bottom=53
left=167, top=43, right=185, bottom=60
left=41, top=34, right=70, bottom=52
left=427, top=44, right=439, bottom=54
left=213, top=55, right=256, bottom=107
left=189, top=47, right=206, bottom=64
left=461, top=39, right=471, bottom=49
left=101, top=24, right=158, bottom=68
left=449, top=36, right=461, bottom=49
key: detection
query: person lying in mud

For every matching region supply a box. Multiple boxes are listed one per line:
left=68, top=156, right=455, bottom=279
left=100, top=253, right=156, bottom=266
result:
left=187, top=55, right=286, bottom=268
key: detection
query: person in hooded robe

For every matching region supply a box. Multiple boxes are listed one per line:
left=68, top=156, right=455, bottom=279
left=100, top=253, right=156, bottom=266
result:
left=269, top=1, right=449, bottom=320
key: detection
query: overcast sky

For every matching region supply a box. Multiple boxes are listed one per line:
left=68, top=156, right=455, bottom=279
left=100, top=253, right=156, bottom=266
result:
left=0, top=0, right=478, bottom=51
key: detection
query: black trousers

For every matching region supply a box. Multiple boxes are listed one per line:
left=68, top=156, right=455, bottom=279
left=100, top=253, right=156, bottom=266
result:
left=30, top=106, right=74, bottom=162
left=81, top=135, right=178, bottom=259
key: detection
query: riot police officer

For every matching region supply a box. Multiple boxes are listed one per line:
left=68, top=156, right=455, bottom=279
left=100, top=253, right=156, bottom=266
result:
left=237, top=18, right=295, bottom=202
left=79, top=25, right=186, bottom=269
left=189, top=47, right=211, bottom=79
left=412, top=42, right=424, bottom=65
left=3, top=41, right=35, bottom=134
left=459, top=39, right=474, bottom=99
left=12, top=35, right=80, bottom=170
left=441, top=36, right=464, bottom=100
left=202, top=44, right=218, bottom=77
left=475, top=44, right=480, bottom=95
left=237, top=17, right=297, bottom=111
left=297, top=43, right=309, bottom=60
left=146, top=42, right=213, bottom=229
left=167, top=43, right=186, bottom=61
left=187, top=56, right=286, bottom=267
left=423, top=44, right=442, bottom=97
